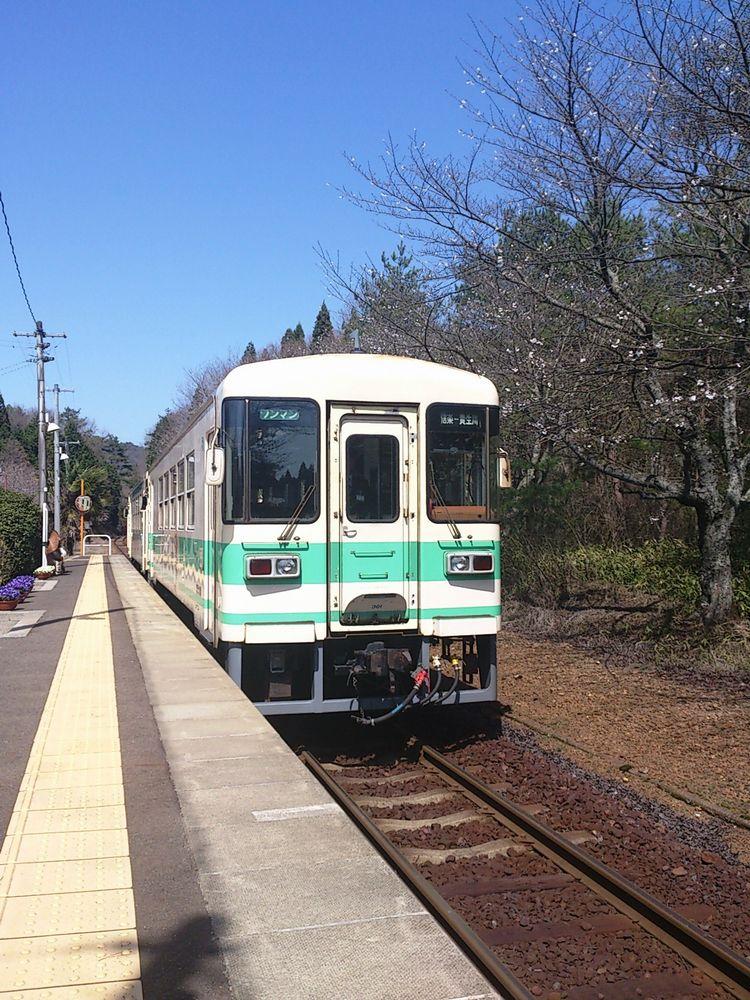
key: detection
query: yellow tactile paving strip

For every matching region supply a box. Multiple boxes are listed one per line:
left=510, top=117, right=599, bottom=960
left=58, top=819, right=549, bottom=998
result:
left=0, top=557, right=142, bottom=999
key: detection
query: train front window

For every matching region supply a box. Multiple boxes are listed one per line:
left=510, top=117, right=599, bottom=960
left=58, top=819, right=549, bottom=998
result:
left=222, top=398, right=319, bottom=523
left=427, top=404, right=499, bottom=523
left=223, top=399, right=248, bottom=522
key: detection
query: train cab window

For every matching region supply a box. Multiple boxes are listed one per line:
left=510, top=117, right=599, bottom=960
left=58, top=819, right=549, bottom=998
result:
left=186, top=452, right=195, bottom=529
left=346, top=434, right=399, bottom=523
left=223, top=399, right=248, bottom=522
left=222, top=398, right=319, bottom=523
left=427, top=404, right=500, bottom=523
left=488, top=408, right=502, bottom=522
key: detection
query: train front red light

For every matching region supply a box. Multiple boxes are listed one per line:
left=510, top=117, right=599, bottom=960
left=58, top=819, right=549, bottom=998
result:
left=472, top=554, right=494, bottom=572
left=248, top=558, right=273, bottom=576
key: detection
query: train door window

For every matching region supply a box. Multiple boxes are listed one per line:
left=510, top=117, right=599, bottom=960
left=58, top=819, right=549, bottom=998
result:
left=177, top=460, right=185, bottom=528
left=158, top=476, right=164, bottom=528
left=186, top=452, right=195, bottom=529
left=345, top=434, right=399, bottom=522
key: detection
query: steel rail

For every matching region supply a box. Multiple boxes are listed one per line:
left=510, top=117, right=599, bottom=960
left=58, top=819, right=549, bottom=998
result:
left=300, top=750, right=535, bottom=1000
left=422, top=744, right=750, bottom=1000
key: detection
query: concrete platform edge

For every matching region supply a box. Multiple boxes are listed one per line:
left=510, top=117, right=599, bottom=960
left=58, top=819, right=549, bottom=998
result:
left=110, top=554, right=499, bottom=1000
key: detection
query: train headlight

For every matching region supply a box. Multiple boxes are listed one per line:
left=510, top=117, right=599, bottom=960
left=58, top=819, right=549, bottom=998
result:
left=447, top=554, right=470, bottom=573
left=275, top=556, right=300, bottom=577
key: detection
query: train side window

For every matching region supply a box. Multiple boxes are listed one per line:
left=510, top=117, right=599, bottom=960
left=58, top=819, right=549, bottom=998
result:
left=170, top=466, right=177, bottom=528
left=186, top=452, right=195, bottom=529
left=177, top=460, right=185, bottom=529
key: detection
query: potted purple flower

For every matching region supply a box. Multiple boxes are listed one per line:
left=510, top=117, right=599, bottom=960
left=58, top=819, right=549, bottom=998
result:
left=11, top=576, right=33, bottom=601
left=0, top=582, right=22, bottom=611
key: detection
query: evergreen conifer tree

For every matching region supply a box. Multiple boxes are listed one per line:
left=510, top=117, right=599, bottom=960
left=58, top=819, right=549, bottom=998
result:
left=0, top=392, right=10, bottom=447
left=311, top=302, right=333, bottom=351
left=280, top=323, right=306, bottom=355
left=241, top=341, right=257, bottom=363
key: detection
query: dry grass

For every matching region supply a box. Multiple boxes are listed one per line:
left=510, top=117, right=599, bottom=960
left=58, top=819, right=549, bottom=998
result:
left=503, top=587, right=750, bottom=680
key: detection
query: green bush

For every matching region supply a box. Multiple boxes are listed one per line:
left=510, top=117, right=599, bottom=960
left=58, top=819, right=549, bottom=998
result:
left=567, top=540, right=702, bottom=608
left=0, top=488, right=40, bottom=583
left=505, top=537, right=750, bottom=618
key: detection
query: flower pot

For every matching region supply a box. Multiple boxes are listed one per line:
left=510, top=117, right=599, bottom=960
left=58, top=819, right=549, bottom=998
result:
left=0, top=600, right=18, bottom=611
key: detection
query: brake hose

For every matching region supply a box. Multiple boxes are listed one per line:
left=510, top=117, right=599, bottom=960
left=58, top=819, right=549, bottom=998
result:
left=423, top=656, right=444, bottom=705
left=353, top=666, right=431, bottom=726
left=430, top=657, right=461, bottom=705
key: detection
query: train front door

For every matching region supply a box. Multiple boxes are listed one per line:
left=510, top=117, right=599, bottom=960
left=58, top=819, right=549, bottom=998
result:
left=328, top=405, right=418, bottom=633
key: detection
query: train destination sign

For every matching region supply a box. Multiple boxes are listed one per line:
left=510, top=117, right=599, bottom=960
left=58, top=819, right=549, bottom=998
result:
left=438, top=408, right=482, bottom=429
left=74, top=495, right=93, bottom=513
left=259, top=408, right=300, bottom=422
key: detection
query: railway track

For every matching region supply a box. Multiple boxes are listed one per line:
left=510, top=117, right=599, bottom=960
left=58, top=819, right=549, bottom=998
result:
left=302, top=746, right=750, bottom=1000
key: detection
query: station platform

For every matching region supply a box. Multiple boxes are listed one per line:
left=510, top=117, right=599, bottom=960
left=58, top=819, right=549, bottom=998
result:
left=0, top=553, right=499, bottom=1000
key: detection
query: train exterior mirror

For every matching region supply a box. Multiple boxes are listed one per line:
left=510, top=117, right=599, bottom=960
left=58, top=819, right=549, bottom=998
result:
left=497, top=450, right=511, bottom=488
left=205, top=446, right=225, bottom=486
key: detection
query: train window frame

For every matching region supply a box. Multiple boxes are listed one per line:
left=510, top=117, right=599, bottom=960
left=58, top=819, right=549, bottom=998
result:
left=221, top=396, right=321, bottom=525
left=185, top=452, right=196, bottom=530
left=426, top=402, right=502, bottom=525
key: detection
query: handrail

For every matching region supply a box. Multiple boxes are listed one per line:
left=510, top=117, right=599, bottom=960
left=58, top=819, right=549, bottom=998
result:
left=83, top=534, right=112, bottom=556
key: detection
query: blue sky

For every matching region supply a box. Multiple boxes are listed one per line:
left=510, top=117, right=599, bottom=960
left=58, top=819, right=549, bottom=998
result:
left=0, top=0, right=509, bottom=444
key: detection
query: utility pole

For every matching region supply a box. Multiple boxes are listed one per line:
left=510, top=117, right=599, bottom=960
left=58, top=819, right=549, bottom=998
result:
left=48, top=384, right=74, bottom=534
left=13, top=321, right=67, bottom=564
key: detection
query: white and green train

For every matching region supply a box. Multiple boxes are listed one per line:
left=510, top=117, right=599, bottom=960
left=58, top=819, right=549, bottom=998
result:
left=127, top=353, right=509, bottom=720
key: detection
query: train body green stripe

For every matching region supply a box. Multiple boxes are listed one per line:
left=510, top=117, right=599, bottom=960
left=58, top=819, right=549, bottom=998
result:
left=217, top=605, right=501, bottom=625
left=148, top=538, right=502, bottom=585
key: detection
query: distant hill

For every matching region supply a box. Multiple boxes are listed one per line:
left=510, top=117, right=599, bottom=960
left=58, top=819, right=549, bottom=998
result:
left=123, top=441, right=146, bottom=481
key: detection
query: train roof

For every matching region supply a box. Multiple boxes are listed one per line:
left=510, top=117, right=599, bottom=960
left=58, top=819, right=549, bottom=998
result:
left=219, top=353, right=498, bottom=405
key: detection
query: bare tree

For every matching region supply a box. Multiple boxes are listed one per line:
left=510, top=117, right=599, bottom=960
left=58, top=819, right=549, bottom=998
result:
left=0, top=438, right=37, bottom=497
left=338, top=0, right=750, bottom=625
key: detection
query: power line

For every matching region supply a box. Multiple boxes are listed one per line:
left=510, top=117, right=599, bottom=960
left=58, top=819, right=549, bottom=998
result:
left=0, top=360, right=29, bottom=377
left=0, top=188, right=37, bottom=324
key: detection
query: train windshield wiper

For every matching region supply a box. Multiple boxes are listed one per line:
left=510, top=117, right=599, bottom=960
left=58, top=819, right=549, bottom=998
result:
left=429, top=462, right=461, bottom=540
left=277, top=483, right=315, bottom=542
